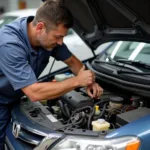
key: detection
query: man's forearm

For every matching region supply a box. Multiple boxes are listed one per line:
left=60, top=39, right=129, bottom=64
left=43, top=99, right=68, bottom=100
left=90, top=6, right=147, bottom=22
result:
left=70, top=63, right=83, bottom=75
left=22, top=62, right=95, bottom=101
left=23, top=76, right=80, bottom=102
left=64, top=55, right=84, bottom=75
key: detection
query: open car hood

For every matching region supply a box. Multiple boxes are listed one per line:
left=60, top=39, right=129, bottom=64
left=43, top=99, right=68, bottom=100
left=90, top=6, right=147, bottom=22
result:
left=64, top=0, right=150, bottom=50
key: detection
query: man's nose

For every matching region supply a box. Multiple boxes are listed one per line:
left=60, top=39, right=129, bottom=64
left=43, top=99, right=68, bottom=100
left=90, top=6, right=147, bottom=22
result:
left=57, top=38, right=63, bottom=45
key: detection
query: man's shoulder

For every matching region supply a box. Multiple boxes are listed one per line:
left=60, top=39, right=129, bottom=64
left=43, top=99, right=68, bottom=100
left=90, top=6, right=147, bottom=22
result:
left=0, top=17, right=28, bottom=47
left=0, top=29, right=23, bottom=48
left=1, top=17, right=27, bottom=32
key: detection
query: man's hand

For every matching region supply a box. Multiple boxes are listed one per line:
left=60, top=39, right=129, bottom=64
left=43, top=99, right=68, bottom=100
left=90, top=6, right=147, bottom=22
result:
left=86, top=83, right=103, bottom=99
left=76, top=65, right=103, bottom=98
left=76, top=66, right=94, bottom=87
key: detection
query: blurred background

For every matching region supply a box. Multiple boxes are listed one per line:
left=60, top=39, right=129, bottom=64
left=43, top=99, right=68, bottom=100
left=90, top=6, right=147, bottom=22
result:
left=0, top=0, right=42, bottom=14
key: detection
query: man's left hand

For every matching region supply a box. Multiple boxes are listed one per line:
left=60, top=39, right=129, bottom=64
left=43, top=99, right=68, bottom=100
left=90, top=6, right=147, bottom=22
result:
left=86, top=82, right=103, bottom=99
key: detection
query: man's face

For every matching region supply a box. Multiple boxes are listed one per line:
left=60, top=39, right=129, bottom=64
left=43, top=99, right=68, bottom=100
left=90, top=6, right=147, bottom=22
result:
left=36, top=23, right=68, bottom=51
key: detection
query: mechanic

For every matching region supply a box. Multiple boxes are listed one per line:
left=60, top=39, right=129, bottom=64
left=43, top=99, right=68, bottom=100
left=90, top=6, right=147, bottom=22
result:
left=0, top=0, right=103, bottom=149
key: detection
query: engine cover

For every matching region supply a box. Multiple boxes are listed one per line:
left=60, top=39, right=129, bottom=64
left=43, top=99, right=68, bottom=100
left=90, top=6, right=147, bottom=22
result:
left=61, top=90, right=94, bottom=110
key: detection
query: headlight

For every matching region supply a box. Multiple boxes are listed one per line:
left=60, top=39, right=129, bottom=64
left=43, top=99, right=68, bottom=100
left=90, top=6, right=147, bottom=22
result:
left=51, top=136, right=140, bottom=150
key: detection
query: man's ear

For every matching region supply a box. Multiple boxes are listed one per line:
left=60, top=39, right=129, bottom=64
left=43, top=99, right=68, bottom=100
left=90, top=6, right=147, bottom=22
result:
left=36, top=22, right=45, bottom=34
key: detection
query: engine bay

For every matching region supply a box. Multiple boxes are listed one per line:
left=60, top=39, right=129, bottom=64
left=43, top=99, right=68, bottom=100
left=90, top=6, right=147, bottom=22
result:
left=19, top=75, right=150, bottom=136
left=41, top=84, right=150, bottom=132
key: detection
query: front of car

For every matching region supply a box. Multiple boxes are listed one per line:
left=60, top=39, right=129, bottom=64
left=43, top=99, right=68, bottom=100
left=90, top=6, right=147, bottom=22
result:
left=5, top=0, right=150, bottom=150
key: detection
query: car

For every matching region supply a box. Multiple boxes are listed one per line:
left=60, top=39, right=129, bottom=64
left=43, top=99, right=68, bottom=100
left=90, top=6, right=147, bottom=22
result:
left=4, top=0, right=150, bottom=150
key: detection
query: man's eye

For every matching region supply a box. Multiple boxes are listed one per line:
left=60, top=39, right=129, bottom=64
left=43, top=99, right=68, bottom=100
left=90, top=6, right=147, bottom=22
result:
left=55, top=36, right=60, bottom=39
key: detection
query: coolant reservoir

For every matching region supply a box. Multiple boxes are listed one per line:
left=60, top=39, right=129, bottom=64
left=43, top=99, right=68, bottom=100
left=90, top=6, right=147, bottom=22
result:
left=54, top=73, right=74, bottom=81
left=92, top=119, right=110, bottom=131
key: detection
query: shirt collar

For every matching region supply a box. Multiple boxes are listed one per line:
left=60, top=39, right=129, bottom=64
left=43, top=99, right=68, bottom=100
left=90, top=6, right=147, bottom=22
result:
left=21, top=16, right=39, bottom=55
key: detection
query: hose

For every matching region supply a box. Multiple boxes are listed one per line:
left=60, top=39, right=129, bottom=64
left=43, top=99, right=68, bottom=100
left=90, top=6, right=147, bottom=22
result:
left=87, top=100, right=109, bottom=130
left=67, top=106, right=93, bottom=124
left=64, top=103, right=71, bottom=118
left=94, top=102, right=109, bottom=120
left=58, top=100, right=68, bottom=117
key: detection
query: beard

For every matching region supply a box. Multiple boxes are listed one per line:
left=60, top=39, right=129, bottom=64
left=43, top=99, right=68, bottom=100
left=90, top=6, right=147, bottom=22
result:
left=43, top=43, right=59, bottom=51
left=37, top=33, right=60, bottom=51
left=38, top=38, right=58, bottom=51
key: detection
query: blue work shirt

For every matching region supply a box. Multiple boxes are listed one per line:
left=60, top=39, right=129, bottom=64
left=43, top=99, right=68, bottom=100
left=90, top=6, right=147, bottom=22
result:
left=0, top=16, right=72, bottom=104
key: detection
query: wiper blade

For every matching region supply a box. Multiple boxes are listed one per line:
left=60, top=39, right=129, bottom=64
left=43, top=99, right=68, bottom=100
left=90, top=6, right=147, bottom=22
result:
left=94, top=59, right=150, bottom=75
left=116, top=59, right=150, bottom=68
left=94, top=59, right=143, bottom=73
left=117, top=70, right=150, bottom=75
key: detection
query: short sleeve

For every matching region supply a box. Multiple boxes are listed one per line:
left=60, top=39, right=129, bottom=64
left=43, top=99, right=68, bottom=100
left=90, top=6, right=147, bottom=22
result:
left=51, top=43, right=72, bottom=61
left=0, top=43, right=37, bottom=90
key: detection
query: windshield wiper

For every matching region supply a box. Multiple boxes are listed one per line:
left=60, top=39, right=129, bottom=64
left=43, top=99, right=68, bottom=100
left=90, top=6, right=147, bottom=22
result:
left=117, top=70, right=150, bottom=75
left=116, top=59, right=150, bottom=68
left=94, top=58, right=150, bottom=75
left=94, top=59, right=143, bottom=73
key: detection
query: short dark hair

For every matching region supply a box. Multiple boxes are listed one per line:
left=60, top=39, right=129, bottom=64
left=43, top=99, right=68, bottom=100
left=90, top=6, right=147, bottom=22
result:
left=33, top=0, right=74, bottom=31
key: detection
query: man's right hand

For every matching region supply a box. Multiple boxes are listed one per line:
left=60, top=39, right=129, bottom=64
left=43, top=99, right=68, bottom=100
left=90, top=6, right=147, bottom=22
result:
left=76, top=66, right=94, bottom=87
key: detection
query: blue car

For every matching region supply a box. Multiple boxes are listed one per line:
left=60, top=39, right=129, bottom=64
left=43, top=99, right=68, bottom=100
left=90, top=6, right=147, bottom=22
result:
left=5, top=0, right=150, bottom=150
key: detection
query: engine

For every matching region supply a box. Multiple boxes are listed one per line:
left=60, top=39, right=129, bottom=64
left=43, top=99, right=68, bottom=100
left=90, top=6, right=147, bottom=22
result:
left=46, top=87, right=147, bottom=132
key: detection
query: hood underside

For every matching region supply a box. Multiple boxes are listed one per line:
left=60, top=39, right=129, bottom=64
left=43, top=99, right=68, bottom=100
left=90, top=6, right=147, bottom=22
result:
left=64, top=0, right=150, bottom=50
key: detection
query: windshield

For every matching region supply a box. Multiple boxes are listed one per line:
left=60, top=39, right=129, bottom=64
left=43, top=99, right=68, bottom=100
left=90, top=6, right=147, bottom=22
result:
left=101, top=41, right=150, bottom=65
left=0, top=16, right=18, bottom=28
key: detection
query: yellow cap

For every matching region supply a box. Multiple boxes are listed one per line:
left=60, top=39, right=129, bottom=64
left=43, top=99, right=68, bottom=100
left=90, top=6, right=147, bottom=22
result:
left=95, top=105, right=99, bottom=111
